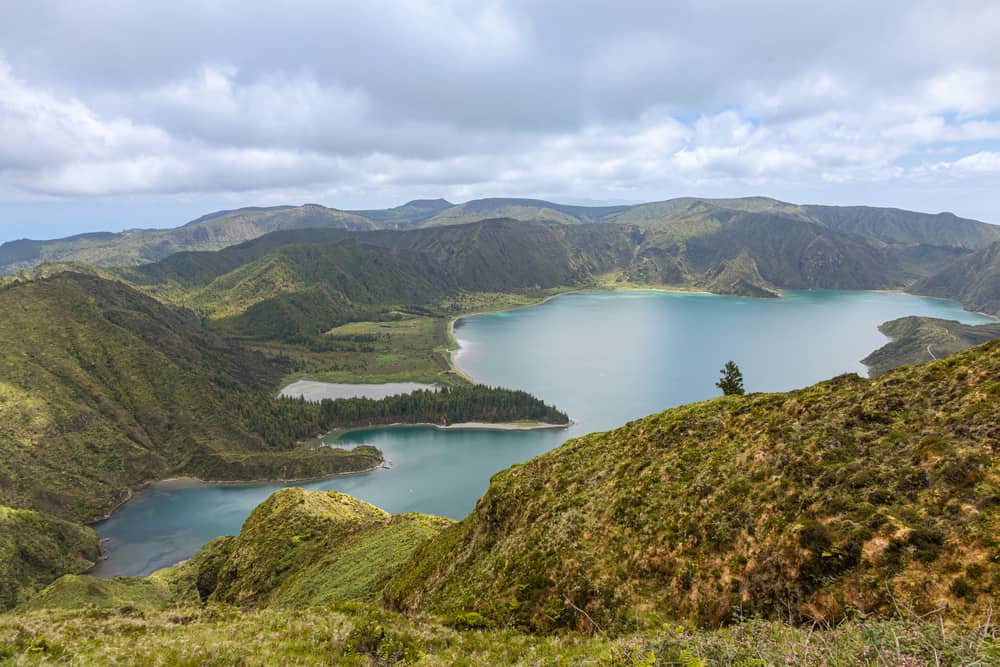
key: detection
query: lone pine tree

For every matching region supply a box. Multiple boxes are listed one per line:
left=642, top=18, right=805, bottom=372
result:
left=716, top=360, right=745, bottom=396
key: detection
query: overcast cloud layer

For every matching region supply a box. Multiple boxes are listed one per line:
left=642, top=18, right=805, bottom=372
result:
left=1, top=0, right=999, bottom=239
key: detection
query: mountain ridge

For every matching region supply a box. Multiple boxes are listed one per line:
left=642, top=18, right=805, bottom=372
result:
left=4, top=196, right=997, bottom=276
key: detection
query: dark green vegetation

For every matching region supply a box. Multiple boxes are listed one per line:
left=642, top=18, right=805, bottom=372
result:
left=308, top=385, right=568, bottom=429
left=387, top=340, right=1000, bottom=633
left=0, top=507, right=100, bottom=611
left=863, top=316, right=1000, bottom=376
left=0, top=204, right=375, bottom=274
left=0, top=272, right=383, bottom=524
left=715, top=361, right=745, bottom=396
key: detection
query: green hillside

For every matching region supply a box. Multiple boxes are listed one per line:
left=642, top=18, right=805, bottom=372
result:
left=205, top=488, right=453, bottom=607
left=0, top=273, right=382, bottom=522
left=0, top=507, right=100, bottom=610
left=109, top=220, right=634, bottom=343
left=5, top=197, right=997, bottom=325
left=387, top=340, right=1000, bottom=632
left=88, top=216, right=950, bottom=347
left=804, top=205, right=1000, bottom=249
left=701, top=249, right=780, bottom=298
left=862, top=316, right=1000, bottom=376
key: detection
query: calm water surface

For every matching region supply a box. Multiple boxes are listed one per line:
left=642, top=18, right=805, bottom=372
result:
left=93, top=290, right=993, bottom=576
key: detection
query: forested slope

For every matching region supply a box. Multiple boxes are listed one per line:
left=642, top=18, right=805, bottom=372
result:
left=0, top=273, right=381, bottom=522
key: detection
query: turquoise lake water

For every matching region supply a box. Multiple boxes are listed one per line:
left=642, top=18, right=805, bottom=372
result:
left=92, top=290, right=993, bottom=576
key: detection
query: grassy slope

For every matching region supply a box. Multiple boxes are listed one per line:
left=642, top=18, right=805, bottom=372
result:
left=205, top=488, right=453, bottom=607
left=20, top=488, right=453, bottom=612
left=0, top=507, right=100, bottom=611
left=0, top=273, right=381, bottom=522
left=4, top=481, right=997, bottom=664
left=387, top=340, right=1000, bottom=632
left=863, top=316, right=1000, bottom=376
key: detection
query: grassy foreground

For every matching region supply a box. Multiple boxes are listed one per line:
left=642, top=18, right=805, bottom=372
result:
left=1, top=605, right=996, bottom=665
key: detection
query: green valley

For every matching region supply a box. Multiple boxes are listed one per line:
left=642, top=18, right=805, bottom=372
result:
left=0, top=271, right=566, bottom=530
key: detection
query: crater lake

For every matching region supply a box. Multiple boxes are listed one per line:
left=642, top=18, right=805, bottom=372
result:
left=92, top=290, right=994, bottom=576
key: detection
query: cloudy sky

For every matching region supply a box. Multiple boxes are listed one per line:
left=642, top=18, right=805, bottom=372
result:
left=1, top=1, right=999, bottom=240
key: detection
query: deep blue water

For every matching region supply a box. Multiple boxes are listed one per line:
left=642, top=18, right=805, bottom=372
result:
left=93, top=290, right=993, bottom=576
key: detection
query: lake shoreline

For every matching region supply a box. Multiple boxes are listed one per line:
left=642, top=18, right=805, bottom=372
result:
left=447, top=284, right=722, bottom=379
left=93, top=288, right=989, bottom=578
left=324, top=419, right=573, bottom=442
left=89, top=458, right=389, bottom=528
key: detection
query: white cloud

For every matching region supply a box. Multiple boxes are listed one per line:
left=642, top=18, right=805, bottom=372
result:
left=943, top=151, right=1000, bottom=175
left=1, top=1, right=1000, bottom=231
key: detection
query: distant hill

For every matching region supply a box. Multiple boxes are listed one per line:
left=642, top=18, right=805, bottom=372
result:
left=421, top=197, right=631, bottom=227
left=93, top=220, right=635, bottom=340
left=0, top=204, right=375, bottom=274
left=61, top=212, right=988, bottom=341
left=386, top=339, right=1000, bottom=631
left=862, top=316, right=1000, bottom=376
left=349, top=198, right=453, bottom=228
left=911, top=241, right=1000, bottom=316
left=4, top=196, right=997, bottom=280
left=0, top=273, right=382, bottom=522
left=803, top=205, right=1000, bottom=249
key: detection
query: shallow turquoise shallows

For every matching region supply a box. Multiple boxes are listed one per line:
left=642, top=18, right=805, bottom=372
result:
left=93, top=290, right=993, bottom=576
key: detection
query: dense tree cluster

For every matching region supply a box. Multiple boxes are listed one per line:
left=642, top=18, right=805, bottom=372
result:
left=315, top=385, right=568, bottom=428
left=245, top=385, right=568, bottom=441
